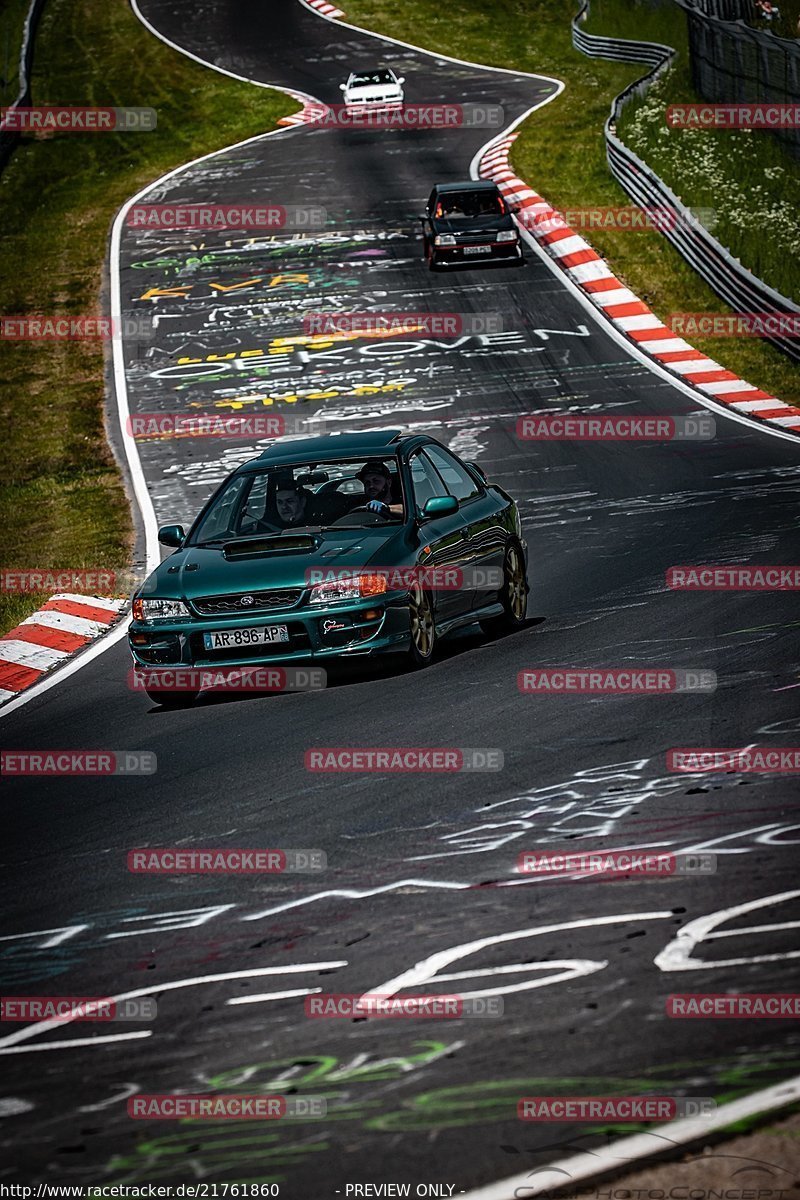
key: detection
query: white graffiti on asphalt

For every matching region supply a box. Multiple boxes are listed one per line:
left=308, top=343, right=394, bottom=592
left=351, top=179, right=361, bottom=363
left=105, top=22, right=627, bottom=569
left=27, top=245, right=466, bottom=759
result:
left=3, top=891, right=797, bottom=1054
left=401, top=756, right=796, bottom=862
left=655, top=889, right=800, bottom=971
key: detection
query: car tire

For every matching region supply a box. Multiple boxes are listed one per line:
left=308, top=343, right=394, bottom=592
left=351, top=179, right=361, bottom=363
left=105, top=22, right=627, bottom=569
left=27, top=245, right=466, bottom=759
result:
left=480, top=541, right=528, bottom=634
left=407, top=583, right=436, bottom=668
left=425, top=242, right=439, bottom=272
left=145, top=689, right=198, bottom=708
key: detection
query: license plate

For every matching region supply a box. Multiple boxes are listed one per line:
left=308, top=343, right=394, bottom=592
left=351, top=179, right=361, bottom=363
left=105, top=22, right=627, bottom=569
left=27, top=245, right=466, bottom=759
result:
left=464, top=245, right=492, bottom=255
left=203, top=625, right=289, bottom=650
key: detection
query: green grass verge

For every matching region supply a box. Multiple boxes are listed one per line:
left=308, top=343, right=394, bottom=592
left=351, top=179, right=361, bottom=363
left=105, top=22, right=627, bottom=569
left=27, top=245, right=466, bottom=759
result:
left=0, top=0, right=293, bottom=636
left=591, top=0, right=800, bottom=304
left=339, top=0, right=800, bottom=410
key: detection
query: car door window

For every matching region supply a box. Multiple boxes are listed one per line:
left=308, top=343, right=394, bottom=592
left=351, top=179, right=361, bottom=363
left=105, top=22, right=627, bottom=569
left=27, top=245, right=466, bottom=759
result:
left=422, top=446, right=481, bottom=504
left=409, top=451, right=448, bottom=513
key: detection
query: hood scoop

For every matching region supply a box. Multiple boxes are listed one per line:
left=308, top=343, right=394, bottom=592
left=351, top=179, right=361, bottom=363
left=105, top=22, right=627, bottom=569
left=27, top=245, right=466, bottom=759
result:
left=223, top=534, right=316, bottom=560
left=320, top=543, right=363, bottom=557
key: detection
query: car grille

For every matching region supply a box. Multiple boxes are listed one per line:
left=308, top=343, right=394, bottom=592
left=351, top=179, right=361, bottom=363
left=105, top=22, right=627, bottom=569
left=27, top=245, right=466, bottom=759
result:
left=349, top=94, right=400, bottom=103
left=455, top=232, right=497, bottom=244
left=191, top=589, right=303, bottom=616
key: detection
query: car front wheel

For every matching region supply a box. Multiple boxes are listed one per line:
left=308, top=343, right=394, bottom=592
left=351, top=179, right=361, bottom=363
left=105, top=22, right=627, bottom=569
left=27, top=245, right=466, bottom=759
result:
left=408, top=584, right=436, bottom=667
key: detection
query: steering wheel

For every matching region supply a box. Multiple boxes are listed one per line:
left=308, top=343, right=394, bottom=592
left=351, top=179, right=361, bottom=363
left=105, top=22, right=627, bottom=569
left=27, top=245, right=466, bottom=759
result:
left=328, top=506, right=390, bottom=527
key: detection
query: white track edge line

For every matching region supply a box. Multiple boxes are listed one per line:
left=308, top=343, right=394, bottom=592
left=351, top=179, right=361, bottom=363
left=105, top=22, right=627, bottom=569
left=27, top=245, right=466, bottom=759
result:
left=460, top=1073, right=800, bottom=1200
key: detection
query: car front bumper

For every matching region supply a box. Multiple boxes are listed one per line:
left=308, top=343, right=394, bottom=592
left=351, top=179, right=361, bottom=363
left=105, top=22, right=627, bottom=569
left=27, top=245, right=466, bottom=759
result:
left=128, top=595, right=414, bottom=670
left=433, top=241, right=523, bottom=264
left=342, top=98, right=404, bottom=112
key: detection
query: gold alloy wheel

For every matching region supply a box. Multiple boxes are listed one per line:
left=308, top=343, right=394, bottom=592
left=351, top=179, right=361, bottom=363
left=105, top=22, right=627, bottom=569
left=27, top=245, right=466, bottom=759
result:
left=409, top=584, right=435, bottom=661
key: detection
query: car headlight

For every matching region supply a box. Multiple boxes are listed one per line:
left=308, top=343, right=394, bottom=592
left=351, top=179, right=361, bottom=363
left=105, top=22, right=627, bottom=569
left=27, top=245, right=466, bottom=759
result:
left=132, top=597, right=191, bottom=623
left=309, top=574, right=388, bottom=605
left=497, top=230, right=518, bottom=242
left=434, top=235, right=456, bottom=246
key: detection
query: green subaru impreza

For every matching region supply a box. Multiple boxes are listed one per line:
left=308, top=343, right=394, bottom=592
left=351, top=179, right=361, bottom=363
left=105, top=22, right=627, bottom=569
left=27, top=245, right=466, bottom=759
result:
left=129, top=430, right=528, bottom=705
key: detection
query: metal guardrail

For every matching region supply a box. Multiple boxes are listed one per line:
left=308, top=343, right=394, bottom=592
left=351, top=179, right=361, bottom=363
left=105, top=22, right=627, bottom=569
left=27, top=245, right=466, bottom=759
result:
left=677, top=0, right=800, bottom=157
left=571, top=0, right=800, bottom=363
left=0, top=0, right=47, bottom=173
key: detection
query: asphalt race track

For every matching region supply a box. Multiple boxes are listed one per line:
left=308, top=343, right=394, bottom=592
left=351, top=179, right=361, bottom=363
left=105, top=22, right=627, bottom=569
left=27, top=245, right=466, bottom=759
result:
left=1, top=1, right=799, bottom=1193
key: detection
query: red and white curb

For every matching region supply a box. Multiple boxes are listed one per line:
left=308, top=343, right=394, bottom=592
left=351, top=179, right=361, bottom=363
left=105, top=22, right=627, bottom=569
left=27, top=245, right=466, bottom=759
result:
left=299, top=0, right=345, bottom=19
left=0, top=594, right=126, bottom=705
left=478, top=134, right=800, bottom=435
left=278, top=90, right=332, bottom=128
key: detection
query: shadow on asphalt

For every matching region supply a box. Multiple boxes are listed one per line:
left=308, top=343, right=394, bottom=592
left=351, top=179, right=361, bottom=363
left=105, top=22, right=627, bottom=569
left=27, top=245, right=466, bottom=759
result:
left=141, top=616, right=547, bottom=713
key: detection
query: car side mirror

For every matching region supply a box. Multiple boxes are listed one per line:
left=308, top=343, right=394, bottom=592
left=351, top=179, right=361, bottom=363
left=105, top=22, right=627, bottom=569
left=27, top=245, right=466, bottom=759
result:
left=339, top=83, right=347, bottom=91
left=421, top=496, right=458, bottom=520
left=466, top=461, right=487, bottom=483
left=158, top=524, right=185, bottom=547
left=397, top=77, right=405, bottom=84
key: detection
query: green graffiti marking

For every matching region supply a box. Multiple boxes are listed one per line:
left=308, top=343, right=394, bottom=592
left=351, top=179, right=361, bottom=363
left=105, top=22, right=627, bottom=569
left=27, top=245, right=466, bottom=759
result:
left=102, top=1047, right=800, bottom=1183
left=102, top=1042, right=459, bottom=1184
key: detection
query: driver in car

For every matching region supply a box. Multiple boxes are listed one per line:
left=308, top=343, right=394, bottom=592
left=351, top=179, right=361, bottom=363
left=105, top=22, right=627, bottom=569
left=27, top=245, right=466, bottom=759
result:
left=352, top=461, right=403, bottom=518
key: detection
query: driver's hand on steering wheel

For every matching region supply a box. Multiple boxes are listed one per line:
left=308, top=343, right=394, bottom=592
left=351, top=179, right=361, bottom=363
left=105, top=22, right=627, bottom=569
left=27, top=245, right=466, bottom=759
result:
left=366, top=500, right=390, bottom=517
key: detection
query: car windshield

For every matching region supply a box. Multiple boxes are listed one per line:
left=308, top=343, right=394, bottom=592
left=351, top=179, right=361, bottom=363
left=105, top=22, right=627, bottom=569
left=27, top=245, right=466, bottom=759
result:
left=191, top=458, right=406, bottom=545
left=349, top=70, right=395, bottom=85
left=435, top=190, right=506, bottom=219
